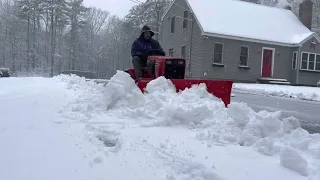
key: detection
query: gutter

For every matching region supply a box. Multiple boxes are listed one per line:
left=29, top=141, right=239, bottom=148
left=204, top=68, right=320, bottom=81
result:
left=202, top=32, right=301, bottom=47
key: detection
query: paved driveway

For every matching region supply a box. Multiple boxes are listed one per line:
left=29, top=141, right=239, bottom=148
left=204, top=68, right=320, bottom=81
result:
left=232, top=89, right=320, bottom=134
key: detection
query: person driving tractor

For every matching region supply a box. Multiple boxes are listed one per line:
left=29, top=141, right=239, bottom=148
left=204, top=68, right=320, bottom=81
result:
left=131, top=25, right=166, bottom=81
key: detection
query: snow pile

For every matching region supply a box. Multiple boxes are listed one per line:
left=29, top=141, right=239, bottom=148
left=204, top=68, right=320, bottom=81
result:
left=280, top=146, right=309, bottom=176
left=233, top=83, right=320, bottom=101
left=104, top=71, right=226, bottom=125
left=103, top=70, right=145, bottom=110
left=53, top=74, right=107, bottom=121
left=55, top=71, right=320, bottom=179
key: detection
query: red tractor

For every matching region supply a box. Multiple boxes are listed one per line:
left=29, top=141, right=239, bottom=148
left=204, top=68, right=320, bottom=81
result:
left=124, top=49, right=233, bottom=107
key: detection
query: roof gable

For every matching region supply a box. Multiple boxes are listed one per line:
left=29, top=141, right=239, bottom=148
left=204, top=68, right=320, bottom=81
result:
left=299, top=32, right=320, bottom=46
left=162, top=0, right=317, bottom=46
left=161, top=0, right=175, bottom=21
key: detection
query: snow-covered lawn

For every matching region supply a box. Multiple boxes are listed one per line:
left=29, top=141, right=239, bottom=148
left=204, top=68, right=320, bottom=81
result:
left=233, top=83, right=320, bottom=102
left=0, top=72, right=319, bottom=180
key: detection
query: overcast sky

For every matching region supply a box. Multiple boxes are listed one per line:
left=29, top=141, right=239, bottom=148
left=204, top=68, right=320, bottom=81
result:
left=83, top=0, right=146, bottom=18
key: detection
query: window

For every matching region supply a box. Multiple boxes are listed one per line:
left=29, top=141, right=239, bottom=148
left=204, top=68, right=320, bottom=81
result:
left=181, top=45, right=186, bottom=58
left=213, top=43, right=223, bottom=63
left=292, top=51, right=297, bottom=70
left=240, top=46, right=249, bottom=66
left=300, top=52, right=320, bottom=71
left=170, top=16, right=175, bottom=34
left=169, top=48, right=174, bottom=57
left=183, top=10, right=188, bottom=29
left=316, top=55, right=320, bottom=71
left=308, top=54, right=315, bottom=70
left=301, top=53, right=308, bottom=70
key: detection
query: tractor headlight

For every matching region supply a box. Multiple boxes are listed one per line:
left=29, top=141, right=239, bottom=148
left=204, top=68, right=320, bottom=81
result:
left=178, top=60, right=184, bottom=65
left=166, top=60, right=172, bottom=65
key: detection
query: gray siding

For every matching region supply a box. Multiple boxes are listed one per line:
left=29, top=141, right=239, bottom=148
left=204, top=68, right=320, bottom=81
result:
left=202, top=37, right=294, bottom=82
left=290, top=47, right=300, bottom=84
left=189, top=19, right=204, bottom=78
left=161, top=0, right=319, bottom=85
left=298, top=36, right=320, bottom=86
left=161, top=0, right=204, bottom=78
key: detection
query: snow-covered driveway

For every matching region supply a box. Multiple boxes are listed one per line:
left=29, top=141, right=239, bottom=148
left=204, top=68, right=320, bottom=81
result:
left=0, top=73, right=319, bottom=180
left=0, top=77, right=106, bottom=179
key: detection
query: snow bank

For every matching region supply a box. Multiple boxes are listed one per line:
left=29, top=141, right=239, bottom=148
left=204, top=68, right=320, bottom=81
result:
left=103, top=70, right=145, bottom=110
left=280, top=147, right=309, bottom=176
left=233, top=83, right=320, bottom=101
left=53, top=74, right=108, bottom=121
left=55, top=71, right=320, bottom=179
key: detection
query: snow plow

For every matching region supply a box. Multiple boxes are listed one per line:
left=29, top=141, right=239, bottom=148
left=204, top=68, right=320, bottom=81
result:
left=124, top=50, right=233, bottom=107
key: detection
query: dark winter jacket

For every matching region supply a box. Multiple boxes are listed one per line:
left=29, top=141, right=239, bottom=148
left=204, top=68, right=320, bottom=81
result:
left=131, top=25, right=165, bottom=58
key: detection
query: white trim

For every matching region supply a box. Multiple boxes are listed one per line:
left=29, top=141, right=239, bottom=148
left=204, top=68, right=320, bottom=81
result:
left=298, top=33, right=320, bottom=46
left=317, top=55, right=320, bottom=72
left=292, top=51, right=298, bottom=70
left=300, top=51, right=320, bottom=72
left=309, top=53, right=316, bottom=70
left=240, top=45, right=249, bottom=66
left=296, top=46, right=301, bottom=84
left=203, top=32, right=299, bottom=47
left=261, top=47, right=275, bottom=77
left=213, top=42, right=224, bottom=64
left=300, top=52, right=308, bottom=70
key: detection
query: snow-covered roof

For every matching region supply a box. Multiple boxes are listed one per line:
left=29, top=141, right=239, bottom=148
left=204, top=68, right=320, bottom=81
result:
left=185, top=0, right=315, bottom=46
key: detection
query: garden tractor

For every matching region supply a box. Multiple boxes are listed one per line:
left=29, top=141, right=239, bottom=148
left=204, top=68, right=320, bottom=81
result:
left=124, top=49, right=233, bottom=107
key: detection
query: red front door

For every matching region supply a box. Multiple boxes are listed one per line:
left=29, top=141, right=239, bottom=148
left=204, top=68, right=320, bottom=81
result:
left=262, top=49, right=273, bottom=77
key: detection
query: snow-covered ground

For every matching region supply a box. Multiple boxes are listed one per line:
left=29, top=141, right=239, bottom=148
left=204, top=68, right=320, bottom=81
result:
left=0, top=72, right=320, bottom=180
left=233, top=83, right=320, bottom=102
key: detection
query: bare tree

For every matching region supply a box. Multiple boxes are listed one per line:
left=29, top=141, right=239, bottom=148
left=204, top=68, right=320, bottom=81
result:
left=0, top=0, right=174, bottom=78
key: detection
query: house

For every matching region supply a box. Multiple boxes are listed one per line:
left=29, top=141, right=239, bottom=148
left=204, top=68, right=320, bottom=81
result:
left=160, top=0, right=320, bottom=86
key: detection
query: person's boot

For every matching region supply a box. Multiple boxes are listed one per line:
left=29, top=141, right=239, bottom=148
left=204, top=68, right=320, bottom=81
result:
left=132, top=56, right=143, bottom=81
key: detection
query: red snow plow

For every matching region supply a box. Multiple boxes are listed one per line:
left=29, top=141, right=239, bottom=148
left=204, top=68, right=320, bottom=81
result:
left=124, top=50, right=233, bottom=107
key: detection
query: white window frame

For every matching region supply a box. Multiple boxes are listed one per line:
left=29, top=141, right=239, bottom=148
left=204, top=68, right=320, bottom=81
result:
left=183, top=10, right=188, bottom=30
left=292, top=51, right=298, bottom=70
left=308, top=53, right=316, bottom=71
left=213, top=42, right=224, bottom=64
left=170, top=16, right=175, bottom=34
left=316, top=55, right=320, bottom=71
left=301, top=52, right=309, bottom=70
left=239, top=45, right=249, bottom=67
left=300, top=51, right=320, bottom=72
left=181, top=45, right=186, bottom=58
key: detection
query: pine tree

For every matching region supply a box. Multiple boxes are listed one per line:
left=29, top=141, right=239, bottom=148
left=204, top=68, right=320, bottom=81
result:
left=65, top=0, right=88, bottom=70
